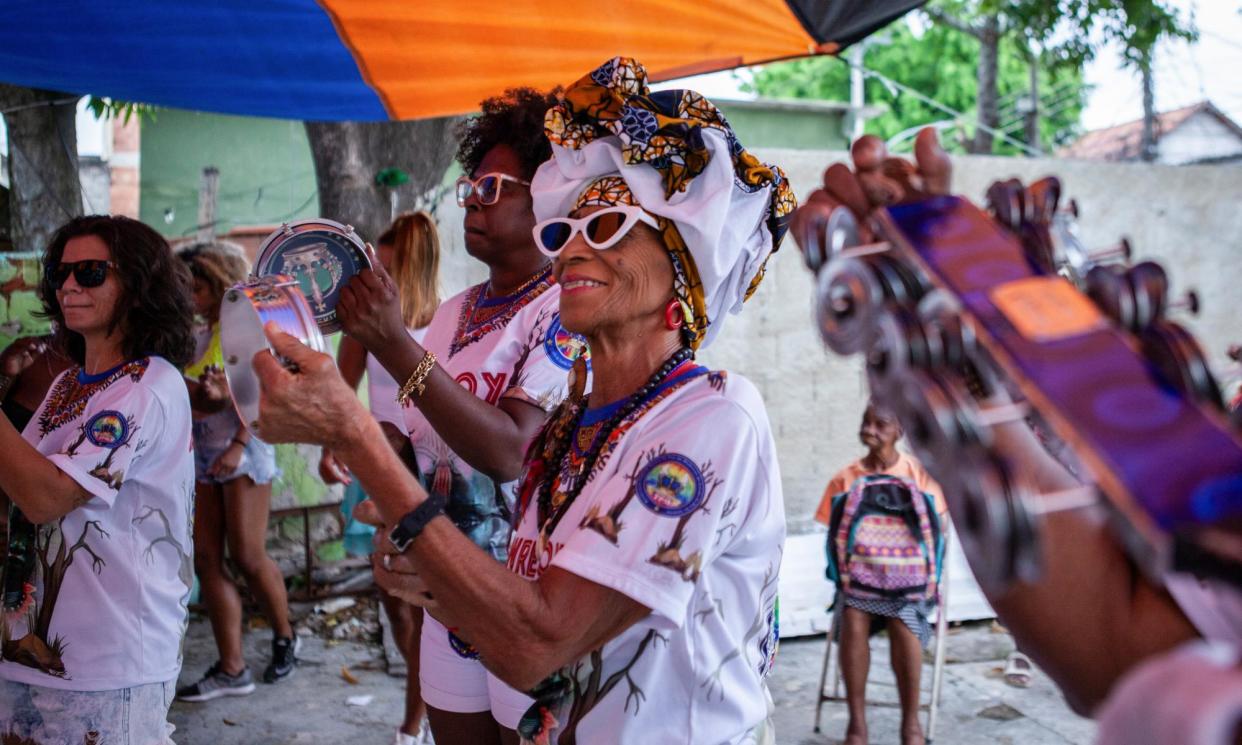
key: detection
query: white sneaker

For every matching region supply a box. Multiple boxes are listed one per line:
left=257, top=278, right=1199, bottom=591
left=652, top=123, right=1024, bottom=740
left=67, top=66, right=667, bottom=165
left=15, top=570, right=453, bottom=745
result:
left=394, top=723, right=434, bottom=745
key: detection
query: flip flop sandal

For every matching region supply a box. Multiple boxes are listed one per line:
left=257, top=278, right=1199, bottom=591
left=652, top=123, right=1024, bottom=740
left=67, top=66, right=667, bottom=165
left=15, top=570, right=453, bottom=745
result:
left=1004, top=651, right=1033, bottom=688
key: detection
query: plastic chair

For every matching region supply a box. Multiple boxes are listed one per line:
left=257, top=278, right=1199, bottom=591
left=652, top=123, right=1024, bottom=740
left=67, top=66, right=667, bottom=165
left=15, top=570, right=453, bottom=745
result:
left=812, top=539, right=950, bottom=744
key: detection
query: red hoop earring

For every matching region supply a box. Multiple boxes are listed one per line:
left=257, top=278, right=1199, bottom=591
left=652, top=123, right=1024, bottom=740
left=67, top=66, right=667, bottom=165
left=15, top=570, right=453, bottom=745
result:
left=664, top=298, right=684, bottom=330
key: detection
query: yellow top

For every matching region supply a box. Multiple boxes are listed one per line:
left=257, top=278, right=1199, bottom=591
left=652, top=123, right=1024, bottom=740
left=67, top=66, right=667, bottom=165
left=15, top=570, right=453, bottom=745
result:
left=184, top=324, right=223, bottom=380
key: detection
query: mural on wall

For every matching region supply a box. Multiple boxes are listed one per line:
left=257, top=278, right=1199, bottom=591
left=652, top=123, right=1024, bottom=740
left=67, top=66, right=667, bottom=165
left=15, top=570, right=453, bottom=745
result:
left=0, top=253, right=52, bottom=350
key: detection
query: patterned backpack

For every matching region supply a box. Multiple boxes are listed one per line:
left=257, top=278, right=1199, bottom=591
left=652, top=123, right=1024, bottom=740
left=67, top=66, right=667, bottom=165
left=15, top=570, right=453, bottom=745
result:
left=825, top=474, right=944, bottom=603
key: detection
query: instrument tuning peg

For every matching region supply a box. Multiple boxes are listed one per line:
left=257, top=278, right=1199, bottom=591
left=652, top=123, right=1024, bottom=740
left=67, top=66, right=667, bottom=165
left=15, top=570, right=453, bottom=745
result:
left=1088, top=238, right=1132, bottom=265
left=1167, top=290, right=1200, bottom=317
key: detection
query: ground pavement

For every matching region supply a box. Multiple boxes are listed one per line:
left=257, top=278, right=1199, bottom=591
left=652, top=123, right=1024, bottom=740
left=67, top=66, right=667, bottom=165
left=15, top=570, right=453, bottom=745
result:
left=170, top=606, right=1096, bottom=745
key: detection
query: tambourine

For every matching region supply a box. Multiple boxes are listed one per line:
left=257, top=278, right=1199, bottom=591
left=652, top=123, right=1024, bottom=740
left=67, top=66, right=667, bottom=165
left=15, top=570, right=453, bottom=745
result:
left=219, top=275, right=327, bottom=429
left=253, top=218, right=371, bottom=334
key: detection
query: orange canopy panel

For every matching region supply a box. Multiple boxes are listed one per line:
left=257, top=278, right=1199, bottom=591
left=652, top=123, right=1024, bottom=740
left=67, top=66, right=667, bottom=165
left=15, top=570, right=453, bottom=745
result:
left=0, top=0, right=924, bottom=121
left=321, top=0, right=829, bottom=119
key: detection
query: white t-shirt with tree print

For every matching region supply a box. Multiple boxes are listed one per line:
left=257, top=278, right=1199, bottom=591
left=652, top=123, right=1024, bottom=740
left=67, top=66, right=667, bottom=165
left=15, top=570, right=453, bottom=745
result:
left=505, top=370, right=784, bottom=744
left=2, top=357, right=195, bottom=691
left=403, top=271, right=586, bottom=562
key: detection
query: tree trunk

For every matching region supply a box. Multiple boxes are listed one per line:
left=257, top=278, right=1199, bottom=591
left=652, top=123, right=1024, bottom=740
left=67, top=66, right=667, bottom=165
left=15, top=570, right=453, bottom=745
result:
left=0, top=85, right=83, bottom=253
left=1025, top=51, right=1041, bottom=153
left=1140, top=53, right=1157, bottom=162
left=972, top=14, right=1001, bottom=154
left=305, top=118, right=462, bottom=245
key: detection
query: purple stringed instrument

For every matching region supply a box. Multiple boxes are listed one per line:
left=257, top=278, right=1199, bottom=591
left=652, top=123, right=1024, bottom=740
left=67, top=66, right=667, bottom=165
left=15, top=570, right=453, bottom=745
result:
left=799, top=178, right=1242, bottom=591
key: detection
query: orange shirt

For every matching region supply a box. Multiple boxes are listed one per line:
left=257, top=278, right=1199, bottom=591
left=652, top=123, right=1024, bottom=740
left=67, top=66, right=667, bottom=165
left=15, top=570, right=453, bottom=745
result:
left=813, top=451, right=947, bottom=526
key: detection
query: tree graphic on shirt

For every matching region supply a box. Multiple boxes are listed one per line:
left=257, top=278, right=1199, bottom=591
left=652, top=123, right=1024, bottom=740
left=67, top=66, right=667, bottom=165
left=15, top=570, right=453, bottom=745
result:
left=551, top=628, right=668, bottom=745
left=580, top=445, right=666, bottom=543
left=0, top=515, right=109, bottom=677
left=647, top=460, right=723, bottom=584
left=700, top=555, right=780, bottom=701
left=133, top=500, right=193, bottom=659
left=87, top=417, right=140, bottom=490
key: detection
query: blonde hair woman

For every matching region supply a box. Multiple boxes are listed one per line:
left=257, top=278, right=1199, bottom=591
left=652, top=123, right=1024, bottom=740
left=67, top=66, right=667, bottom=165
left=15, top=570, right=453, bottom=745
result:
left=176, top=242, right=296, bottom=702
left=320, top=212, right=441, bottom=745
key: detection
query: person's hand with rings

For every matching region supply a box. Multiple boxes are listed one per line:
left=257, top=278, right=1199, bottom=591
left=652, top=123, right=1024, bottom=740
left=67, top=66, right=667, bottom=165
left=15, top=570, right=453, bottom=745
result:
left=354, top=498, right=437, bottom=608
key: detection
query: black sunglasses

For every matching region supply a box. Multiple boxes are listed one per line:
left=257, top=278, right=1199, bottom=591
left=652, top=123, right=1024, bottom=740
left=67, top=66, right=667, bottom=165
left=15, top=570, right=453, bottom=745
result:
left=46, top=260, right=114, bottom=289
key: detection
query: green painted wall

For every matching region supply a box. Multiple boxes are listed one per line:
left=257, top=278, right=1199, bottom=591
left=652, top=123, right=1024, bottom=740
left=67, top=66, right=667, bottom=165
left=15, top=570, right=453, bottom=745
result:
left=140, top=109, right=318, bottom=238
left=716, top=103, right=849, bottom=152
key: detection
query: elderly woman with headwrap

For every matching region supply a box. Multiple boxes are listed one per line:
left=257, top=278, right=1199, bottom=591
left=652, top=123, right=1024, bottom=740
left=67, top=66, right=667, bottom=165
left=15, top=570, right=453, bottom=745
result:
left=249, top=58, right=795, bottom=745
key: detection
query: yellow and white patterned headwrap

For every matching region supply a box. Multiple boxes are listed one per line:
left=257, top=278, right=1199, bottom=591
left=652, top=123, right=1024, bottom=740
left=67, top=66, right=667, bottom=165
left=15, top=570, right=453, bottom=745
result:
left=531, top=57, right=797, bottom=349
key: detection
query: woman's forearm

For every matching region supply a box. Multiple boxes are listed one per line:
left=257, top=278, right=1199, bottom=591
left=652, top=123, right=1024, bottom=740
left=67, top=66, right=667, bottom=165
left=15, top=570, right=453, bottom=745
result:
left=0, top=416, right=91, bottom=523
left=371, top=337, right=537, bottom=481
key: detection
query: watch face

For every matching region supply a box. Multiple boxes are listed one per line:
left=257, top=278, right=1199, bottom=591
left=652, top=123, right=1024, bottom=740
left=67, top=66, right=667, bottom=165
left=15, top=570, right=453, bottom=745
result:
left=254, top=219, right=371, bottom=334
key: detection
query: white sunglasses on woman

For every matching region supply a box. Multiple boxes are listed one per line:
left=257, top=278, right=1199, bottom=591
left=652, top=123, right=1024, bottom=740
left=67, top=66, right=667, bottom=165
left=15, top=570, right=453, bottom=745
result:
left=532, top=206, right=660, bottom=258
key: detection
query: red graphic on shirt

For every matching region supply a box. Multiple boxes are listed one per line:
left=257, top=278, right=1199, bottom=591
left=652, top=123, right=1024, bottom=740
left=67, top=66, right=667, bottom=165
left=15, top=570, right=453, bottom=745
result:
left=507, top=537, right=565, bottom=580
left=454, top=372, right=509, bottom=405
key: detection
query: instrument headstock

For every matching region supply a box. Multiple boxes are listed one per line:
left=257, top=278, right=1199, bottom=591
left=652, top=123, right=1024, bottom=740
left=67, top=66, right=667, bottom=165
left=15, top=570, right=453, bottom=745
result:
left=798, top=180, right=1242, bottom=592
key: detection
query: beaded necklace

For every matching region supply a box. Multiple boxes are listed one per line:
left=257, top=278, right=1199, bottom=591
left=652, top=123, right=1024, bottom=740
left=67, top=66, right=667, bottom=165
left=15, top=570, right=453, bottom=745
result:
left=533, top=347, right=697, bottom=540
left=448, top=264, right=554, bottom=358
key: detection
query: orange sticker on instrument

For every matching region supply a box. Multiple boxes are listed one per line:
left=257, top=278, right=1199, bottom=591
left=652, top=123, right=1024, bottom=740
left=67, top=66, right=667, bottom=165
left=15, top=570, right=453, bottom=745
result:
left=990, top=276, right=1107, bottom=341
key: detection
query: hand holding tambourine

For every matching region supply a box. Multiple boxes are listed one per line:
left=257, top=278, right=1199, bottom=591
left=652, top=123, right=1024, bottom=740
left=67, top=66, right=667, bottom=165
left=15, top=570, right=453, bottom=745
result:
left=219, top=219, right=371, bottom=432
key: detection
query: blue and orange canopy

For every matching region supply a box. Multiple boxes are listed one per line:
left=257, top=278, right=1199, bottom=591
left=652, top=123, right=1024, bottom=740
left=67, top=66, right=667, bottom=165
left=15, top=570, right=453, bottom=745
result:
left=0, top=0, right=922, bottom=121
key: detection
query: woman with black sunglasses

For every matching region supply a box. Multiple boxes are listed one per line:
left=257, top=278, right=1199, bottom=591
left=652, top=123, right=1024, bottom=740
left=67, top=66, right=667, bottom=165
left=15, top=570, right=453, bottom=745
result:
left=0, top=215, right=196, bottom=742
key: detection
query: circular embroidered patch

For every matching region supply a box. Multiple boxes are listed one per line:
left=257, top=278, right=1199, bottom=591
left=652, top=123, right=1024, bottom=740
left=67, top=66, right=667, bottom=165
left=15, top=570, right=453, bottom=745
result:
left=447, top=630, right=480, bottom=660
left=543, top=313, right=590, bottom=371
left=85, top=411, right=129, bottom=449
left=635, top=453, right=706, bottom=517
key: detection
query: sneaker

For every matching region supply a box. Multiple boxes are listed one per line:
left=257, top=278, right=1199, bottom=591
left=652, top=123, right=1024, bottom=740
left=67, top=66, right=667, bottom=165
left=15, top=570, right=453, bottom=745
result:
left=395, top=723, right=434, bottom=745
left=176, top=662, right=255, bottom=702
left=263, top=635, right=302, bottom=683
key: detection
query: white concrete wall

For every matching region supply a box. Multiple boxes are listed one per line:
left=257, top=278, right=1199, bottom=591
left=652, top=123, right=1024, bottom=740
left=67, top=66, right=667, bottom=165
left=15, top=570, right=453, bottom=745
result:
left=428, top=152, right=1242, bottom=535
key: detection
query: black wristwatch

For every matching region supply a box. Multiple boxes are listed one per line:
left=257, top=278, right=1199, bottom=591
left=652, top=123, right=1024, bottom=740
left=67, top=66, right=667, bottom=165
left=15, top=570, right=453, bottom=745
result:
left=387, top=492, right=447, bottom=552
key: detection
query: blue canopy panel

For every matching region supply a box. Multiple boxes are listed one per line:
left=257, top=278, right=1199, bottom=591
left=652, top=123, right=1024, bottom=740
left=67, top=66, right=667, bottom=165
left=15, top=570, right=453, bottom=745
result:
left=0, top=0, right=388, bottom=121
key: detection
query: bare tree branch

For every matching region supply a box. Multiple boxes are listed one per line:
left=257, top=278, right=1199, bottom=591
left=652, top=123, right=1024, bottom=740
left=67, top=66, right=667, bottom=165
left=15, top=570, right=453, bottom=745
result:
left=923, top=6, right=981, bottom=39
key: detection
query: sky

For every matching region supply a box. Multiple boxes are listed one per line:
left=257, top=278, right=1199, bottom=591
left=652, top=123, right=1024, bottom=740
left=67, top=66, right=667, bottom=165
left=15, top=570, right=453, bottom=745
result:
left=658, top=0, right=1242, bottom=135
left=1080, top=0, right=1241, bottom=129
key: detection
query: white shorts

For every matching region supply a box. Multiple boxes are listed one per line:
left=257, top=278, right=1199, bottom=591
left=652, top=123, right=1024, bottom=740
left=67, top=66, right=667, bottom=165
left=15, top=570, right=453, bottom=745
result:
left=419, top=614, right=533, bottom=730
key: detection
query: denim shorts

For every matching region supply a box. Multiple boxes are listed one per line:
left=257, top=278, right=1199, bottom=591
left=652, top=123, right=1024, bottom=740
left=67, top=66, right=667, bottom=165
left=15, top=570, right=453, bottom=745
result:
left=193, top=433, right=280, bottom=486
left=0, top=678, right=177, bottom=745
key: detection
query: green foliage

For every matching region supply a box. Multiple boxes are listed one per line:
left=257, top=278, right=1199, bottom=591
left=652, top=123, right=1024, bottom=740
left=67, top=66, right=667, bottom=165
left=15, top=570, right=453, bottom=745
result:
left=748, top=0, right=1194, bottom=154
left=747, top=21, right=1086, bottom=154
left=924, top=0, right=1194, bottom=67
left=85, top=96, right=156, bottom=124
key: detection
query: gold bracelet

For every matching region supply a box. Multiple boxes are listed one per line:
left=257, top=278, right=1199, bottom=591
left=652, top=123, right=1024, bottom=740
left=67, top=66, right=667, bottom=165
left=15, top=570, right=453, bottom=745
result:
left=396, top=351, right=437, bottom=406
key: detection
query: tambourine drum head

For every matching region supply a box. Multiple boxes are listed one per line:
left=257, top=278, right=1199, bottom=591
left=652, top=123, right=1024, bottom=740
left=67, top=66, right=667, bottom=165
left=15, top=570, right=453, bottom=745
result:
left=219, top=277, right=327, bottom=430
left=254, top=219, right=370, bottom=334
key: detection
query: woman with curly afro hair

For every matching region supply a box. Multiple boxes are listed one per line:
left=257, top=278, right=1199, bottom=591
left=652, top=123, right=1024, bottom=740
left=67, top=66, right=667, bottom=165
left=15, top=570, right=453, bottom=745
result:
left=0, top=215, right=197, bottom=742
left=333, top=85, right=590, bottom=745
